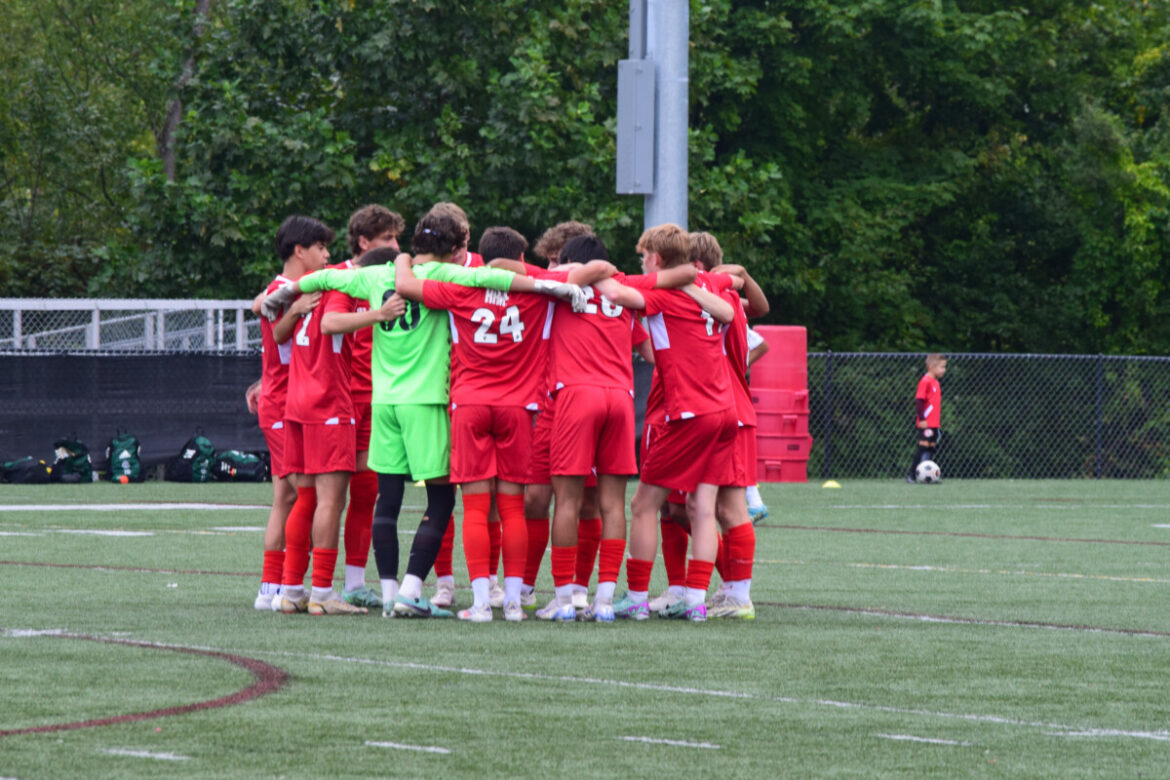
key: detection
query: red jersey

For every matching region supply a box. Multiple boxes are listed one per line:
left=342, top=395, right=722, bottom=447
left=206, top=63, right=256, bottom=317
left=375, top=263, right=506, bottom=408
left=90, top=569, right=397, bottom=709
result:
left=463, top=251, right=485, bottom=268
left=321, top=260, right=372, bottom=401
left=639, top=272, right=735, bottom=421
left=546, top=270, right=657, bottom=394
left=916, top=372, right=942, bottom=427
left=421, top=280, right=553, bottom=409
left=721, top=290, right=756, bottom=427
left=285, top=271, right=355, bottom=424
left=257, top=275, right=294, bottom=428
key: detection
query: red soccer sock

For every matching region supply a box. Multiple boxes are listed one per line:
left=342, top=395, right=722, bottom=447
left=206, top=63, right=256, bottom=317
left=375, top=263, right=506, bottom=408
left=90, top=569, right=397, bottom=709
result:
left=596, top=538, right=626, bottom=585
left=311, top=546, right=338, bottom=590
left=625, top=557, right=654, bottom=593
left=434, top=515, right=455, bottom=578
left=281, top=486, right=317, bottom=587
left=488, top=512, right=502, bottom=579
left=524, top=516, right=550, bottom=587
left=343, top=469, right=378, bottom=568
left=262, top=549, right=285, bottom=584
left=497, top=493, right=528, bottom=580
left=686, top=558, right=715, bottom=592
left=461, top=492, right=492, bottom=582
left=660, top=518, right=689, bottom=588
left=714, top=533, right=729, bottom=580
left=551, top=545, right=576, bottom=588
left=725, top=523, right=756, bottom=581
left=574, top=517, right=602, bottom=587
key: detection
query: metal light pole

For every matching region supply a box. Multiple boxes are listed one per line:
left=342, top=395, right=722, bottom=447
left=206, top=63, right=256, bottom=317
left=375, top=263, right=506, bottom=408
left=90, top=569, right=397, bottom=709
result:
left=616, top=0, right=689, bottom=231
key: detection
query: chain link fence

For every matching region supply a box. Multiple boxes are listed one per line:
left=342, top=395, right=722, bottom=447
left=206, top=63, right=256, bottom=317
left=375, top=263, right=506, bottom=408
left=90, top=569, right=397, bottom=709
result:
left=807, top=353, right=1170, bottom=480
left=0, top=299, right=261, bottom=351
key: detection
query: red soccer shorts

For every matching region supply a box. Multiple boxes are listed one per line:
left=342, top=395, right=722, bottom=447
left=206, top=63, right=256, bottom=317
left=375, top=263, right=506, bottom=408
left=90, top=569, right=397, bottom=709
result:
left=642, top=422, right=683, bottom=504
left=639, top=408, right=737, bottom=492
left=285, top=418, right=356, bottom=475
left=528, top=403, right=554, bottom=485
left=450, top=404, right=535, bottom=485
left=730, top=423, right=758, bottom=488
left=550, top=385, right=637, bottom=477
left=354, top=397, right=372, bottom=452
left=262, top=421, right=291, bottom=479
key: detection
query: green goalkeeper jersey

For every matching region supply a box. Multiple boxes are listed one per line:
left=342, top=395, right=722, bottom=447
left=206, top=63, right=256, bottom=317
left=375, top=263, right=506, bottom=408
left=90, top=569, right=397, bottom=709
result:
left=299, top=261, right=515, bottom=405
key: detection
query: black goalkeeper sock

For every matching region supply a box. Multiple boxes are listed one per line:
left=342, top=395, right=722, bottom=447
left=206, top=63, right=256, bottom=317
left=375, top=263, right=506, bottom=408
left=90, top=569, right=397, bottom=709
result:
left=372, top=474, right=407, bottom=581
left=405, top=483, right=456, bottom=580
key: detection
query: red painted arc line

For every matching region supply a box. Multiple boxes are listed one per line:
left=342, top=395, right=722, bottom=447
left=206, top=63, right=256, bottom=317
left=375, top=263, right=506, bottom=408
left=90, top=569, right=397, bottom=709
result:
left=0, top=560, right=254, bottom=576
left=765, top=524, right=1170, bottom=547
left=0, top=633, right=287, bottom=738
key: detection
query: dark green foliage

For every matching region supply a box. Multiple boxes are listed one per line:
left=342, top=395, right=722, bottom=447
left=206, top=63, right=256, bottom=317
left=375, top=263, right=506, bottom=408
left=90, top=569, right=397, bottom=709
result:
left=3, top=1, right=1170, bottom=353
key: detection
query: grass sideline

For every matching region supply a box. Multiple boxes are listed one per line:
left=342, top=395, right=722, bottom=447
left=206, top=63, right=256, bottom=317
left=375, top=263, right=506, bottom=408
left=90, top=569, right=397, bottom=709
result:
left=2, top=478, right=1169, bottom=777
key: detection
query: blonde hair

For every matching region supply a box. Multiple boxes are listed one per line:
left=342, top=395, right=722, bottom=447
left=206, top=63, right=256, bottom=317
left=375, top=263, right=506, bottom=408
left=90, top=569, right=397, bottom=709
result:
left=636, top=223, right=691, bottom=268
left=534, top=220, right=594, bottom=263
left=926, top=353, right=947, bottom=368
left=688, top=231, right=723, bottom=270
left=427, top=202, right=470, bottom=232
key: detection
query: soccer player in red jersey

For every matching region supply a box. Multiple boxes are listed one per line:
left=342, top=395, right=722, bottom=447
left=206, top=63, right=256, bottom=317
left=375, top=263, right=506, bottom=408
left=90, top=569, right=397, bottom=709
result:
left=538, top=233, right=695, bottom=622
left=908, top=353, right=947, bottom=481
left=596, top=224, right=742, bottom=622
left=276, top=218, right=388, bottom=616
left=318, top=205, right=406, bottom=609
left=391, top=226, right=596, bottom=622
left=250, top=217, right=330, bottom=611
left=692, top=232, right=767, bottom=618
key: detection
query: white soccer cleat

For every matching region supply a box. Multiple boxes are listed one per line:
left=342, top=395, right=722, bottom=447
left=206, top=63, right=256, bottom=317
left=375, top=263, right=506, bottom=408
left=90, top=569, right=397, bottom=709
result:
left=648, top=588, right=683, bottom=613
left=253, top=591, right=274, bottom=611
left=430, top=580, right=456, bottom=608
left=489, top=581, right=506, bottom=609
left=534, top=597, right=562, bottom=621
left=457, top=603, right=493, bottom=623
left=571, top=589, right=589, bottom=610
left=503, top=601, right=526, bottom=622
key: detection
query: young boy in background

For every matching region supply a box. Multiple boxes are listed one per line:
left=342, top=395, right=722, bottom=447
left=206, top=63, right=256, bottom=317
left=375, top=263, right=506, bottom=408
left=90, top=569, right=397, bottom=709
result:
left=908, top=353, right=947, bottom=482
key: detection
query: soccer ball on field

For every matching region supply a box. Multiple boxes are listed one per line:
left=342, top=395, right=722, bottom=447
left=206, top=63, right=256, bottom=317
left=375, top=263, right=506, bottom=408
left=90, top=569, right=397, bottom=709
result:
left=915, top=460, right=941, bottom=484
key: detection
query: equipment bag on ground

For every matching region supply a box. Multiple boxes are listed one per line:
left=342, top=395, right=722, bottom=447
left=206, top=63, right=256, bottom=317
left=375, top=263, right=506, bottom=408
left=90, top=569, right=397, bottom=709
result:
left=51, top=436, right=92, bottom=483
left=166, top=429, right=216, bottom=483
left=212, top=449, right=268, bottom=482
left=2, top=456, right=53, bottom=484
left=106, top=430, right=144, bottom=483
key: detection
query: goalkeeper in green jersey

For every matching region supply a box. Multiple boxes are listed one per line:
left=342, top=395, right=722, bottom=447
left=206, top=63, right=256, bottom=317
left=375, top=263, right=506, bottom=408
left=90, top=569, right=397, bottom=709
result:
left=263, top=212, right=584, bottom=618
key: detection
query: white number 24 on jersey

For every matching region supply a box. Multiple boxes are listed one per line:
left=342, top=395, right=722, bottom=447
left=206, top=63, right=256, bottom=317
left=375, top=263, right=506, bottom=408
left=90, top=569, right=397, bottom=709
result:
left=471, top=306, right=524, bottom=344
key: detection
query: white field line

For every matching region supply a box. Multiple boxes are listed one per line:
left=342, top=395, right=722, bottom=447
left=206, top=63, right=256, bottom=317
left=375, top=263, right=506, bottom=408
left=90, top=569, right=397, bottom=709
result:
left=228, top=647, right=1170, bottom=743
left=0, top=527, right=417, bottom=538
left=100, top=748, right=190, bottom=761
left=874, top=734, right=971, bottom=746
left=830, top=504, right=1170, bottom=510
left=0, top=503, right=267, bottom=512
left=618, top=736, right=720, bottom=749
left=365, top=741, right=449, bottom=754
left=7, top=631, right=1170, bottom=744
left=754, top=557, right=1170, bottom=586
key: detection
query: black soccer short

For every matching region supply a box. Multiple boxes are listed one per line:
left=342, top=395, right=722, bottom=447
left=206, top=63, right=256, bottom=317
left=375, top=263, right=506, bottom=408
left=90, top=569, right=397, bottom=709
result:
left=914, top=427, right=943, bottom=448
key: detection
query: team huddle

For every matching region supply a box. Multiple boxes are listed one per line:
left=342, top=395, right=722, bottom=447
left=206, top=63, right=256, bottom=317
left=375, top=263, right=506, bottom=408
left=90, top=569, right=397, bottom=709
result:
left=249, top=202, right=769, bottom=623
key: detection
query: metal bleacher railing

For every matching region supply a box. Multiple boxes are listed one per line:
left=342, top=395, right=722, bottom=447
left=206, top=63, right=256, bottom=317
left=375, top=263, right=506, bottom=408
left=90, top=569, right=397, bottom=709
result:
left=0, top=299, right=261, bottom=352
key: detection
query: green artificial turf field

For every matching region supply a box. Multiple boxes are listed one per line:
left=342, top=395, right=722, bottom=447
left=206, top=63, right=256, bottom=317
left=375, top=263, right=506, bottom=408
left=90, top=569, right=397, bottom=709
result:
left=2, top=479, right=1169, bottom=777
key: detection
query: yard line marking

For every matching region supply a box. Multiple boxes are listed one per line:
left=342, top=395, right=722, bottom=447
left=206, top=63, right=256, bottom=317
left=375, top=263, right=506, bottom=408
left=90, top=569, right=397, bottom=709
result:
left=100, top=748, right=190, bottom=761
left=618, top=736, right=720, bottom=749
left=768, top=524, right=1170, bottom=547
left=0, top=531, right=41, bottom=536
left=225, top=646, right=1170, bottom=742
left=210, top=526, right=265, bottom=532
left=56, top=530, right=154, bottom=537
left=365, top=741, right=450, bottom=754
left=831, top=505, right=992, bottom=510
left=752, top=557, right=1170, bottom=585
left=874, top=734, right=970, bottom=746
left=0, top=503, right=267, bottom=512
left=0, top=560, right=255, bottom=577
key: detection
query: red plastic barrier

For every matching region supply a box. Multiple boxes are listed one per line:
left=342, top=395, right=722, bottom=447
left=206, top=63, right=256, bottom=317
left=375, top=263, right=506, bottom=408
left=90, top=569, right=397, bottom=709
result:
left=749, top=325, right=807, bottom=390
left=749, top=325, right=811, bottom=481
